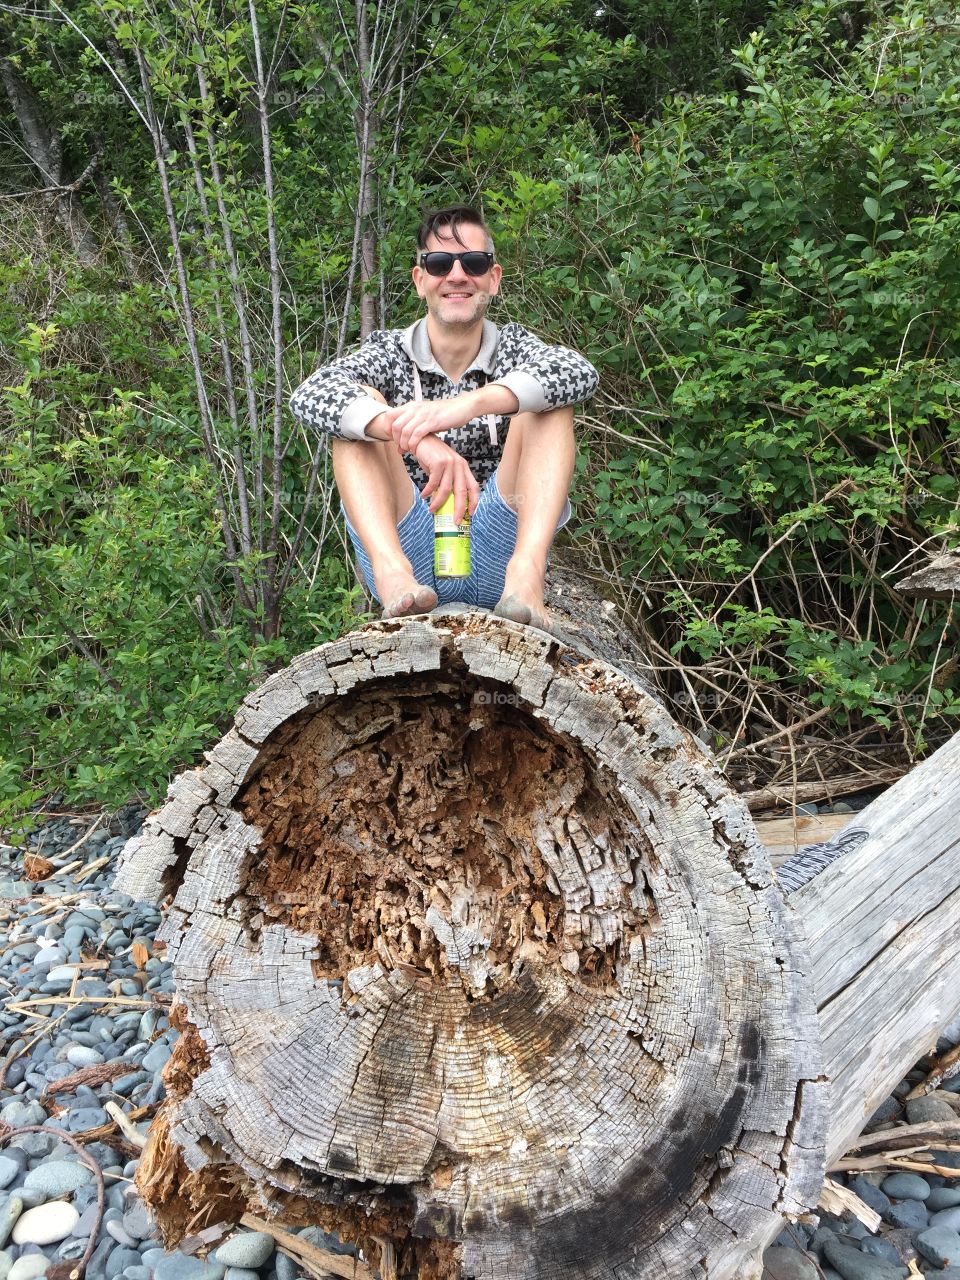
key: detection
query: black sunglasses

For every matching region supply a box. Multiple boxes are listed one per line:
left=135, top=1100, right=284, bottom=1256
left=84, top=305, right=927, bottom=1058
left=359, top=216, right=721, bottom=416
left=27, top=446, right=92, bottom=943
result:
left=418, top=250, right=494, bottom=277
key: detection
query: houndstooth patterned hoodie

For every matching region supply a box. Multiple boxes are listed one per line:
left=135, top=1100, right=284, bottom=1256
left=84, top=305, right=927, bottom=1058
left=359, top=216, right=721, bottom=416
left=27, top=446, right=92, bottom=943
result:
left=288, top=317, right=599, bottom=489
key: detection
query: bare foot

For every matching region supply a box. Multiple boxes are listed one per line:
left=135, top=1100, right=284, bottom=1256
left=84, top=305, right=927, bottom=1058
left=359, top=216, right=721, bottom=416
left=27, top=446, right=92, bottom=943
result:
left=494, top=561, right=553, bottom=632
left=377, top=566, right=438, bottom=619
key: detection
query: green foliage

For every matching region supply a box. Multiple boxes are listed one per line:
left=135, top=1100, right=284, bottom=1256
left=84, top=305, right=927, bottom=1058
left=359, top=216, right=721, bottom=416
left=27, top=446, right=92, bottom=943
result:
left=1, top=0, right=958, bottom=829
left=0, top=325, right=362, bottom=835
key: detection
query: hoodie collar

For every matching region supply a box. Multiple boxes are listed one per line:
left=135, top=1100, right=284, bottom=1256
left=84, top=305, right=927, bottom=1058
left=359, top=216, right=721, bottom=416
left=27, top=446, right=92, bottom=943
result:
left=401, top=318, right=499, bottom=378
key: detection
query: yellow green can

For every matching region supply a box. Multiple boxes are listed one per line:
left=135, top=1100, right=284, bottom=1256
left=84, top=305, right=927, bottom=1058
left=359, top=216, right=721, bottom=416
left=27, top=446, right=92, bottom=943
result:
left=433, top=494, right=471, bottom=578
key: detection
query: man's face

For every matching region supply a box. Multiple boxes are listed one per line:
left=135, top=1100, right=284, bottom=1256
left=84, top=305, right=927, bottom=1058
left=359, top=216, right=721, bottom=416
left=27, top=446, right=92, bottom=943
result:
left=412, top=223, right=502, bottom=328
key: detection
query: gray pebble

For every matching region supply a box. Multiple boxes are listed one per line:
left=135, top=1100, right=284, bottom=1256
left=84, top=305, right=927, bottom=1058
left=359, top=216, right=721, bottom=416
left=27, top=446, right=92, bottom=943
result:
left=906, top=1095, right=957, bottom=1124
left=273, top=1253, right=300, bottom=1280
left=916, top=1226, right=960, bottom=1268
left=66, top=1045, right=104, bottom=1069
left=929, top=1189, right=960, bottom=1212
left=107, top=1245, right=143, bottom=1275
left=215, top=1233, right=274, bottom=1269
left=72, top=1201, right=100, bottom=1237
left=933, top=1207, right=960, bottom=1232
left=1, top=1103, right=45, bottom=1129
left=0, top=1197, right=24, bottom=1250
left=849, top=1177, right=891, bottom=1215
left=223, top=1271, right=261, bottom=1280
left=822, top=1234, right=908, bottom=1279
left=7, top=1258, right=49, bottom=1280
left=154, top=1254, right=226, bottom=1280
left=884, top=1198, right=929, bottom=1230
left=141, top=1045, right=171, bottom=1074
left=881, top=1173, right=931, bottom=1201
left=859, top=1238, right=901, bottom=1264
left=123, top=1269, right=151, bottom=1280
left=23, top=1161, right=92, bottom=1199
left=106, top=1221, right=138, bottom=1249
left=0, top=1165, right=18, bottom=1195
left=66, top=1107, right=109, bottom=1132
left=121, top=1202, right=153, bottom=1243
left=761, top=1245, right=819, bottom=1278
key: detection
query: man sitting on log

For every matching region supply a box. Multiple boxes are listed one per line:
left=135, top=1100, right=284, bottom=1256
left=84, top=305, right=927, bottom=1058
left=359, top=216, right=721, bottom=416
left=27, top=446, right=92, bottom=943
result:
left=289, top=204, right=599, bottom=629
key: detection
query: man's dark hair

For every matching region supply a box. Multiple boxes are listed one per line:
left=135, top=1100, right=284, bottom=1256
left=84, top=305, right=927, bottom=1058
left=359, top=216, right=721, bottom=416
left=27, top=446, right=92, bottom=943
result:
left=416, top=204, right=493, bottom=252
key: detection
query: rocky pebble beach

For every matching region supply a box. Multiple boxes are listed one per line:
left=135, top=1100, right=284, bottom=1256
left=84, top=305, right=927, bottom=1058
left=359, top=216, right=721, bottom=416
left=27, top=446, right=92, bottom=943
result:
left=2, top=796, right=959, bottom=1280
left=1, top=807, right=357, bottom=1280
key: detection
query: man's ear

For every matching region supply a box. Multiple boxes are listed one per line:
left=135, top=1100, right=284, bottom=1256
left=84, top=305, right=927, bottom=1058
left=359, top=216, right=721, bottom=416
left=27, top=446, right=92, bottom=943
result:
left=489, top=263, right=503, bottom=297
left=412, top=264, right=426, bottom=298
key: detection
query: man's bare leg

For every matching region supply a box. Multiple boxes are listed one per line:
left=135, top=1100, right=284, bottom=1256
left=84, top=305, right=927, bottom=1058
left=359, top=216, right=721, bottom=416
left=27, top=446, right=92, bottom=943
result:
left=332, top=387, right=438, bottom=617
left=492, top=405, right=575, bottom=631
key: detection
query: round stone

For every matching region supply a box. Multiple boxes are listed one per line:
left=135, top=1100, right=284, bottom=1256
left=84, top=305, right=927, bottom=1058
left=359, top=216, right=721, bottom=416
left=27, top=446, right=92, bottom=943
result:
left=761, top=1245, right=820, bottom=1278
left=906, top=1095, right=957, bottom=1124
left=0, top=1163, right=19, bottom=1193
left=214, top=1233, right=275, bottom=1269
left=916, top=1226, right=960, bottom=1269
left=0, top=1196, right=24, bottom=1250
left=66, top=1045, right=104, bottom=1069
left=106, top=1221, right=137, bottom=1248
left=930, top=1188, right=960, bottom=1211
left=154, top=1254, right=226, bottom=1280
left=7, top=1258, right=49, bottom=1280
left=223, top=1270, right=261, bottom=1280
left=881, top=1172, right=931, bottom=1201
left=822, top=1235, right=906, bottom=1280
left=23, top=1160, right=92, bottom=1199
left=884, top=1197, right=929, bottom=1230
left=12, top=1202, right=80, bottom=1246
left=121, top=1201, right=154, bottom=1242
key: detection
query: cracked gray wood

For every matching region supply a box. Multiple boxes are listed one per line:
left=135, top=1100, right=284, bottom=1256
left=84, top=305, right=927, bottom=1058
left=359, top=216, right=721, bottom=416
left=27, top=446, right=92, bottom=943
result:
left=116, top=606, right=828, bottom=1280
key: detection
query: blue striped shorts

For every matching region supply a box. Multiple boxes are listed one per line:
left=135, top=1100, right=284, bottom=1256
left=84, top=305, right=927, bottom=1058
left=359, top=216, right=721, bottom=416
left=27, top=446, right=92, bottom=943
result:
left=343, top=469, right=571, bottom=608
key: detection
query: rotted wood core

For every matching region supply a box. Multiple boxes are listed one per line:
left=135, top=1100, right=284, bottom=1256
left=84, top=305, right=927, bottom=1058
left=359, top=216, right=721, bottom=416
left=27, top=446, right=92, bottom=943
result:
left=239, top=673, right=658, bottom=993
left=118, top=612, right=826, bottom=1280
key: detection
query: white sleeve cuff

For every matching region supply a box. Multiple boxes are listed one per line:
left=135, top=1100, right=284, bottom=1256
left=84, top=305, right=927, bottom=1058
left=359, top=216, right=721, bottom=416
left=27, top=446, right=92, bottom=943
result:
left=340, top=394, right=387, bottom=441
left=493, top=371, right=549, bottom=415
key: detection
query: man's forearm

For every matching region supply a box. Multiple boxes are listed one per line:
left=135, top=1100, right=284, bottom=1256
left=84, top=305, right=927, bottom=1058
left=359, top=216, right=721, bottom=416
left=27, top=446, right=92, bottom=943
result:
left=363, top=383, right=521, bottom=441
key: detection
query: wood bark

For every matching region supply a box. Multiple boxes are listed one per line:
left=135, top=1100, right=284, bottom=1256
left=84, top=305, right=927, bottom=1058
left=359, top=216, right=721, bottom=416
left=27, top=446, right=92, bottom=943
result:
left=895, top=552, right=960, bottom=600
left=117, top=594, right=828, bottom=1280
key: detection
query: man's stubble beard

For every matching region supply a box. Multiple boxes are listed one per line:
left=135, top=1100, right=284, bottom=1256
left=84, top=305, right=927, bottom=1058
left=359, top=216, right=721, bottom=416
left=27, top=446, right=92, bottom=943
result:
left=430, top=290, right=492, bottom=329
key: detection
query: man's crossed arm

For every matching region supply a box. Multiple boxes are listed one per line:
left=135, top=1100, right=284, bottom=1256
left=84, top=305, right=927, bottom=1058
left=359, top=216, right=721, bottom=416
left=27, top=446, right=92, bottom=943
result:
left=363, top=383, right=521, bottom=521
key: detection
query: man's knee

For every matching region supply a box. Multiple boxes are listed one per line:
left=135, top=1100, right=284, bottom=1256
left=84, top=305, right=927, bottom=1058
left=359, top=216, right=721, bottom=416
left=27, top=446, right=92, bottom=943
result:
left=360, top=384, right=388, bottom=405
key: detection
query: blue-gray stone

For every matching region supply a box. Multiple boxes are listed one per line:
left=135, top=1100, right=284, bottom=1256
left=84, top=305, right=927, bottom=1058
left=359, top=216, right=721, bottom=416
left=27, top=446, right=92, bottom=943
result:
left=106, top=1221, right=138, bottom=1249
left=106, top=1245, right=143, bottom=1276
left=916, top=1226, right=960, bottom=1268
left=153, top=1254, right=226, bottom=1280
left=66, top=1107, right=109, bottom=1132
left=23, top=1161, right=92, bottom=1199
left=882, top=1173, right=931, bottom=1201
left=884, top=1198, right=929, bottom=1230
left=859, top=1238, right=901, bottom=1264
left=141, top=1045, right=171, bottom=1074
left=86, top=1234, right=116, bottom=1280
left=760, top=1246, right=819, bottom=1278
left=906, top=1095, right=957, bottom=1125
left=822, top=1234, right=908, bottom=1279
left=57, top=1238, right=87, bottom=1261
left=849, top=1177, right=891, bottom=1215
left=933, top=1207, right=960, bottom=1231
left=930, top=1189, right=960, bottom=1212
left=113, top=1073, right=150, bottom=1098
left=17, top=1192, right=48, bottom=1211
left=273, top=1253, right=299, bottom=1280
left=10, top=1137, right=52, bottom=1160
left=214, top=1234, right=274, bottom=1269
left=124, top=1270, right=150, bottom=1280
left=0, top=1196, right=24, bottom=1249
left=72, top=1202, right=99, bottom=1238
left=66, top=1045, right=104, bottom=1069
left=1, top=1103, right=45, bottom=1129
left=7, top=1256, right=50, bottom=1280
left=121, top=1202, right=153, bottom=1243
left=0, top=1164, right=19, bottom=1194
left=0, top=1249, right=12, bottom=1280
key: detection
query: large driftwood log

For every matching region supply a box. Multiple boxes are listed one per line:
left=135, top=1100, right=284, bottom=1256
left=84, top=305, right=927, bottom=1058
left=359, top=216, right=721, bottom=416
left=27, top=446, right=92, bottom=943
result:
left=113, top=595, right=959, bottom=1278
left=116, top=602, right=826, bottom=1280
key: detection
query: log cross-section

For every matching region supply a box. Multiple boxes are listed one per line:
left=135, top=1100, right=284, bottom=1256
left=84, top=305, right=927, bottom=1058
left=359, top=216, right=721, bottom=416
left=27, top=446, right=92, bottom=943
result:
left=116, top=608, right=827, bottom=1280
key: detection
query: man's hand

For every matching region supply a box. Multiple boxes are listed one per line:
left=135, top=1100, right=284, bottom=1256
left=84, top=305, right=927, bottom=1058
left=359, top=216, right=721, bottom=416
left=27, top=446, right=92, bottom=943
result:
left=384, top=398, right=467, bottom=453
left=369, top=383, right=520, bottom=452
left=415, top=436, right=480, bottom=523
